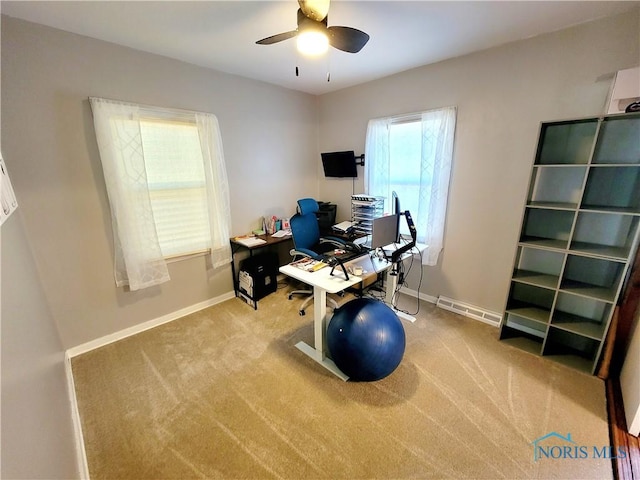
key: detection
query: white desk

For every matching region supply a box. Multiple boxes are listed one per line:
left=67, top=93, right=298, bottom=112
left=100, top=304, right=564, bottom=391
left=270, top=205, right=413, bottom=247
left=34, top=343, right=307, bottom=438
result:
left=279, top=252, right=411, bottom=380
left=346, top=253, right=415, bottom=321
left=280, top=259, right=363, bottom=380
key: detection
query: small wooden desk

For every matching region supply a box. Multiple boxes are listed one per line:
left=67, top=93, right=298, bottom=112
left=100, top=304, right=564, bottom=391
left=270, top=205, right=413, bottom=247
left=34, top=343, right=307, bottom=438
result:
left=230, top=234, right=292, bottom=308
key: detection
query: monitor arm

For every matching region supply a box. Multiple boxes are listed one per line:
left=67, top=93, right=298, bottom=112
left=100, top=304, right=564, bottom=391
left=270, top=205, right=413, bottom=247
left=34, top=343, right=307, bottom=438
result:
left=326, top=256, right=350, bottom=280
left=390, top=210, right=417, bottom=264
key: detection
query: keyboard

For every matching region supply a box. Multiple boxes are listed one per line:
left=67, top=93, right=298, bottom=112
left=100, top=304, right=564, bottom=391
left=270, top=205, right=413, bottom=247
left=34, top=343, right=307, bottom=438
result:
left=334, top=251, right=361, bottom=263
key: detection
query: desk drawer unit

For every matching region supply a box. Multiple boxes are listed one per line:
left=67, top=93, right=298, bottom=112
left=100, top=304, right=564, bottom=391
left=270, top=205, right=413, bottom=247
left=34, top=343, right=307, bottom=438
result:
left=239, top=253, right=278, bottom=307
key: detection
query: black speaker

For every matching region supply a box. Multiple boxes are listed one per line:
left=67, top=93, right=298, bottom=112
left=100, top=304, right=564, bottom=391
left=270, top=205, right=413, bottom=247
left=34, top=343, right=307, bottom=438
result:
left=316, top=202, right=337, bottom=234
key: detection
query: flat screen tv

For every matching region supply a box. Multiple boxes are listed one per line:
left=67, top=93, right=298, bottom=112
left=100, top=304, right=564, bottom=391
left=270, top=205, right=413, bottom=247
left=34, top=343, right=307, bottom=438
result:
left=321, top=151, right=357, bottom=178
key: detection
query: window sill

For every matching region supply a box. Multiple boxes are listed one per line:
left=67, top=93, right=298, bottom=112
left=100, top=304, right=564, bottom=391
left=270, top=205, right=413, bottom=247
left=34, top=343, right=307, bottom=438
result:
left=165, top=249, right=209, bottom=264
left=397, top=235, right=427, bottom=258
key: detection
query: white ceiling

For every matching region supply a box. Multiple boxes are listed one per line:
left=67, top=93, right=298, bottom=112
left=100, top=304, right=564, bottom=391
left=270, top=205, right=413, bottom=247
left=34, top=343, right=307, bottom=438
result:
left=3, top=1, right=638, bottom=95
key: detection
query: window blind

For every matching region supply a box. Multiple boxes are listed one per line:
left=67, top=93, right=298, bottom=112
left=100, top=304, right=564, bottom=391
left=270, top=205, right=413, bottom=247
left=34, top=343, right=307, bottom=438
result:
left=140, top=118, right=211, bottom=258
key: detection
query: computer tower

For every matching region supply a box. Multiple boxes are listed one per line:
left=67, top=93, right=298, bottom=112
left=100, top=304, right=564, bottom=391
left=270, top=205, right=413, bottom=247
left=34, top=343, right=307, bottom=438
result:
left=316, top=202, right=337, bottom=235
left=239, top=252, right=278, bottom=303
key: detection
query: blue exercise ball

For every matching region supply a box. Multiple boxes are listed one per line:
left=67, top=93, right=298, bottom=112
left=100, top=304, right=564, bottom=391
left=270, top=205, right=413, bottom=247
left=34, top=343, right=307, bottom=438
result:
left=327, top=298, right=405, bottom=381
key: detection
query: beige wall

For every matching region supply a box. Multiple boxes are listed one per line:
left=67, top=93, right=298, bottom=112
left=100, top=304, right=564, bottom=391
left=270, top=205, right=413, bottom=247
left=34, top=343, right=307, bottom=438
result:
left=1, top=214, right=79, bottom=479
left=2, top=11, right=77, bottom=478
left=317, top=10, right=640, bottom=313
left=1, top=16, right=319, bottom=349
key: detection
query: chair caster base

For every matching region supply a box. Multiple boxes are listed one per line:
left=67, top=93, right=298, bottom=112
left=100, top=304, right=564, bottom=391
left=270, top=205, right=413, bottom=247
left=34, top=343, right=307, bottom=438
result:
left=299, top=310, right=306, bottom=316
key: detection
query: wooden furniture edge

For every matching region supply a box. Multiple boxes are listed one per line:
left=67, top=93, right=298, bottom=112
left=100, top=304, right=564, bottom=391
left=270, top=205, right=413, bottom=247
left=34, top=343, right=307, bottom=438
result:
left=607, top=377, right=640, bottom=480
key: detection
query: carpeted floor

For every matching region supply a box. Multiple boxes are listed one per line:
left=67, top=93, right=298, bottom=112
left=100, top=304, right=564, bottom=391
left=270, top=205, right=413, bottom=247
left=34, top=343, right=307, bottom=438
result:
left=72, top=282, right=613, bottom=479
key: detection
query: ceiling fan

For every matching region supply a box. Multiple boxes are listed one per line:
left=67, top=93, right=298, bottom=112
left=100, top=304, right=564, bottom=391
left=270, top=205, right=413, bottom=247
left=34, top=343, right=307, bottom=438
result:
left=256, top=0, right=370, bottom=55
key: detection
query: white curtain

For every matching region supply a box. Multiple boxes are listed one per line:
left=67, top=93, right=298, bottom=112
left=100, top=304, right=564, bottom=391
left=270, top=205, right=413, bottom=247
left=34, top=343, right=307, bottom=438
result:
left=91, top=98, right=233, bottom=290
left=90, top=97, right=170, bottom=290
left=195, top=113, right=232, bottom=268
left=364, top=117, right=391, bottom=201
left=419, top=107, right=456, bottom=265
left=365, top=106, right=456, bottom=266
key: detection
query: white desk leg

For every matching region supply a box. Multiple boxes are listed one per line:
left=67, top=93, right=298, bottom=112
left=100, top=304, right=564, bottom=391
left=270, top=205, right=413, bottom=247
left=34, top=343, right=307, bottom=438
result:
left=313, top=284, right=327, bottom=359
left=385, top=264, right=416, bottom=323
left=294, top=286, right=349, bottom=381
left=385, top=267, right=396, bottom=305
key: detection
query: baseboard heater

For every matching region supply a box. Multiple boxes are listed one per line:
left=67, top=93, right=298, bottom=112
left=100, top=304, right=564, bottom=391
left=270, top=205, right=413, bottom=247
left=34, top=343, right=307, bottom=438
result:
left=436, top=296, right=502, bottom=327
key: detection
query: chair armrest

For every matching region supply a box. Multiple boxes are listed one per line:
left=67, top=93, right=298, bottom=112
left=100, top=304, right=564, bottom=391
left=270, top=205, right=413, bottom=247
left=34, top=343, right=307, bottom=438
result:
left=289, top=248, right=323, bottom=261
left=321, top=236, right=367, bottom=254
left=319, top=236, right=347, bottom=248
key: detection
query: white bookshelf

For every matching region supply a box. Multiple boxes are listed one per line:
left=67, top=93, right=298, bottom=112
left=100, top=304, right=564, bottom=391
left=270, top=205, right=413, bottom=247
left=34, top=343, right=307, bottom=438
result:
left=500, top=112, right=640, bottom=374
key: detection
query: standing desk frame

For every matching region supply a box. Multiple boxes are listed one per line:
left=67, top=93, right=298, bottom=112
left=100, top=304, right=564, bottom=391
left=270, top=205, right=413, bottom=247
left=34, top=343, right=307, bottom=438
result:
left=279, top=251, right=414, bottom=381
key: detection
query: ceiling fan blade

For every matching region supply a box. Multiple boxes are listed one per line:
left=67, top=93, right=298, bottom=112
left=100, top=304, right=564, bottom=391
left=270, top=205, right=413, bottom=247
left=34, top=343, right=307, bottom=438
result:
left=256, top=30, right=297, bottom=45
left=328, top=26, right=370, bottom=53
left=298, top=0, right=330, bottom=21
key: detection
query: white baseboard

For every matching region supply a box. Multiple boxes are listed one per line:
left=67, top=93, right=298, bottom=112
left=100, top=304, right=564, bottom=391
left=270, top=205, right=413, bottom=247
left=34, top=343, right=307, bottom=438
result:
left=399, top=285, right=438, bottom=304
left=64, top=352, right=90, bottom=479
left=66, top=291, right=235, bottom=358
left=397, top=288, right=501, bottom=327
left=436, top=296, right=502, bottom=327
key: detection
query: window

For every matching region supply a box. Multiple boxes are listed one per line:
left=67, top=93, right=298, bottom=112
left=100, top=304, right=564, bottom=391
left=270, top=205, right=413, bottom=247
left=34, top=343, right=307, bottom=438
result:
left=90, top=98, right=232, bottom=291
left=365, top=107, right=456, bottom=265
left=388, top=119, right=422, bottom=235
left=140, top=119, right=210, bottom=258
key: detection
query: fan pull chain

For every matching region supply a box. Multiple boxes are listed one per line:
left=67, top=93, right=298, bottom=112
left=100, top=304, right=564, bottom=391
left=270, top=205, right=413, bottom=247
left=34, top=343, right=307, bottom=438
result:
left=326, top=50, right=331, bottom=82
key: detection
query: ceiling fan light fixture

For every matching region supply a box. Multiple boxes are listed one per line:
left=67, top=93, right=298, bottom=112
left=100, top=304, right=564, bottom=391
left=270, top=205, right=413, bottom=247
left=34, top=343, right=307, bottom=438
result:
left=257, top=2, right=369, bottom=56
left=298, top=0, right=330, bottom=22
left=296, top=30, right=329, bottom=56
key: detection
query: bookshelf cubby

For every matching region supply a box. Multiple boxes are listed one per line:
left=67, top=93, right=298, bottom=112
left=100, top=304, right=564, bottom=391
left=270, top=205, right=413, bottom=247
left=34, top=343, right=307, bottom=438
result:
left=581, top=166, right=640, bottom=213
left=536, top=119, right=598, bottom=165
left=512, top=246, right=564, bottom=290
left=519, top=208, right=574, bottom=250
left=500, top=112, right=640, bottom=374
left=561, top=254, right=624, bottom=299
left=527, top=165, right=586, bottom=208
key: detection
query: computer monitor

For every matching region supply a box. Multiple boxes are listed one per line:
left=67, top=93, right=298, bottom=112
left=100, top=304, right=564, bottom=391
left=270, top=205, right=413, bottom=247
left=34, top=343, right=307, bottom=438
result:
left=392, top=191, right=401, bottom=242
left=371, top=214, right=399, bottom=250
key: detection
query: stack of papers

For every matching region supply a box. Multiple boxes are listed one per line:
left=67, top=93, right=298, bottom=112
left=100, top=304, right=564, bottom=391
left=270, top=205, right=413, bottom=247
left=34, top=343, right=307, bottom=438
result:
left=290, top=258, right=327, bottom=272
left=235, top=237, right=267, bottom=247
left=332, top=221, right=353, bottom=233
left=271, top=229, right=292, bottom=238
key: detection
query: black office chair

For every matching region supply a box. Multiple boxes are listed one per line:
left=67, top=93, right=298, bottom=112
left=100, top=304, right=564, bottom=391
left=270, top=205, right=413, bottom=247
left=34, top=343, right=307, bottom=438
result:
left=288, top=198, right=349, bottom=316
